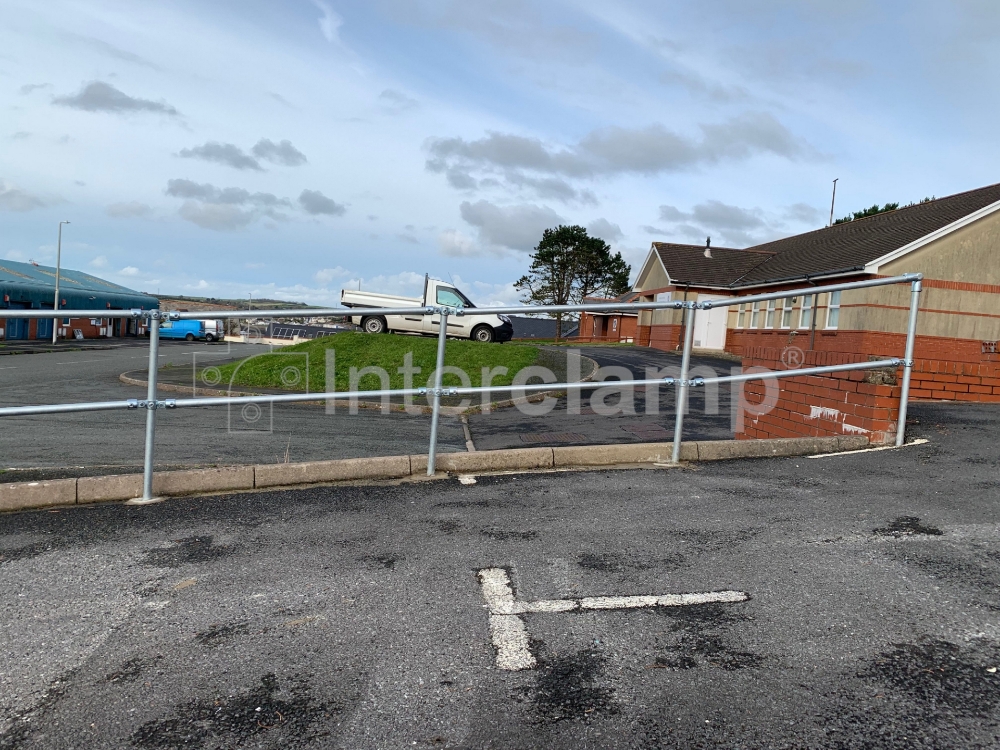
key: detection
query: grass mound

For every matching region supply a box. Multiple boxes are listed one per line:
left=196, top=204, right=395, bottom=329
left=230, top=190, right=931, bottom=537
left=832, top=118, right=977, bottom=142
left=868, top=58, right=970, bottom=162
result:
left=213, top=331, right=540, bottom=392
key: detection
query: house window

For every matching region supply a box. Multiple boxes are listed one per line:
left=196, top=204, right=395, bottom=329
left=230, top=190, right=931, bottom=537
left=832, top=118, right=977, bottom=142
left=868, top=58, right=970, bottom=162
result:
left=781, top=297, right=795, bottom=329
left=611, top=318, right=618, bottom=332
left=799, top=295, right=813, bottom=329
left=736, top=303, right=746, bottom=328
left=765, top=299, right=776, bottom=329
left=826, top=291, right=841, bottom=329
left=750, top=301, right=761, bottom=328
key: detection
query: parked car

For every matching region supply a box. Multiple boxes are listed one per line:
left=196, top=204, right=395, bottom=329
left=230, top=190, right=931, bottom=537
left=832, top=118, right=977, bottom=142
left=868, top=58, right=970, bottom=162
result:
left=340, top=276, right=513, bottom=342
left=156, top=319, right=220, bottom=342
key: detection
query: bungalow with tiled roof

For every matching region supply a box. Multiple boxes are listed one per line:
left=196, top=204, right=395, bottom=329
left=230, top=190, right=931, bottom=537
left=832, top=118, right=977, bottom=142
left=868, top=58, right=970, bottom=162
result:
left=632, top=182, right=1000, bottom=407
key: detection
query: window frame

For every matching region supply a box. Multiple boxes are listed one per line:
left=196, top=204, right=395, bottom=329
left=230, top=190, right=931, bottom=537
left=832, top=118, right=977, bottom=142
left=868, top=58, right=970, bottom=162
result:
left=750, top=301, right=761, bottom=328
left=798, top=295, right=813, bottom=329
left=781, top=297, right=795, bottom=329
left=736, top=303, right=746, bottom=328
left=826, top=290, right=841, bottom=329
left=764, top=299, right=776, bottom=329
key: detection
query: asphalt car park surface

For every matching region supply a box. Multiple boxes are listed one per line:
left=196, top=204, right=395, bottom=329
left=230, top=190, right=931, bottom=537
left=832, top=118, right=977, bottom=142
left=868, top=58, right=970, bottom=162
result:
left=467, top=346, right=737, bottom=451
left=1, top=401, right=999, bottom=749
left=0, top=343, right=731, bottom=476
left=0, top=342, right=466, bottom=475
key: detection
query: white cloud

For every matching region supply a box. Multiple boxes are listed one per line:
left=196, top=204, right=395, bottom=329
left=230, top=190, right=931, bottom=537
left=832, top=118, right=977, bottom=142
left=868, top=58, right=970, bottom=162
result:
left=311, top=0, right=343, bottom=43
left=106, top=201, right=153, bottom=218
left=178, top=201, right=256, bottom=231
left=459, top=200, right=563, bottom=252
left=438, top=229, right=481, bottom=257
left=314, top=266, right=352, bottom=284
left=118, top=266, right=140, bottom=276
left=299, top=189, right=346, bottom=216
left=252, top=139, right=307, bottom=166
left=52, top=81, right=179, bottom=116
left=89, top=255, right=109, bottom=268
left=587, top=218, right=623, bottom=243
left=655, top=199, right=822, bottom=247
left=0, top=180, right=57, bottom=212
left=378, top=89, right=419, bottom=113
left=178, top=142, right=262, bottom=170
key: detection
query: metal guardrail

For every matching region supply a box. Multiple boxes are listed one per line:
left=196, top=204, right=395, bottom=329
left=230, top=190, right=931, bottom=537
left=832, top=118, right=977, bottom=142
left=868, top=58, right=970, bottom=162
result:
left=0, top=273, right=922, bottom=502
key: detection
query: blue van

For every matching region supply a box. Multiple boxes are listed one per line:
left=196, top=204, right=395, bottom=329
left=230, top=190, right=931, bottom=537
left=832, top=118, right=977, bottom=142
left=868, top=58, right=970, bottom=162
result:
left=157, top=319, right=210, bottom=341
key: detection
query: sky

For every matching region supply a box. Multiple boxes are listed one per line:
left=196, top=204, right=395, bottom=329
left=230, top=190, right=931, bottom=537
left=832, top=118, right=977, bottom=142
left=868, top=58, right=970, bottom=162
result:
left=2, top=0, right=999, bottom=306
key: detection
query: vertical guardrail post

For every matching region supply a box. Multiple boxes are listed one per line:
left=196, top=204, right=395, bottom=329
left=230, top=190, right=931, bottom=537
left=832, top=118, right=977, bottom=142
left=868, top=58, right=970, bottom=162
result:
left=136, top=311, right=161, bottom=503
left=671, top=301, right=697, bottom=463
left=427, top=307, right=449, bottom=475
left=895, top=278, right=922, bottom=447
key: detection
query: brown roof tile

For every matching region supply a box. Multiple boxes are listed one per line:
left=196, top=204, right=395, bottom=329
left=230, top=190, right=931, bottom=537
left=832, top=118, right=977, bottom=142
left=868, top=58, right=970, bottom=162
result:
left=734, top=182, right=1000, bottom=286
left=652, top=243, right=772, bottom=287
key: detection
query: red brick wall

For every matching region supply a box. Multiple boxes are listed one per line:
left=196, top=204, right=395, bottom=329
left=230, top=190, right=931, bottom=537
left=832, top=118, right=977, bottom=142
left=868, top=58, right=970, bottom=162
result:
left=729, top=330, right=1000, bottom=404
left=636, top=325, right=651, bottom=347
left=906, top=359, right=1000, bottom=402
left=737, top=347, right=901, bottom=445
left=648, top=324, right=683, bottom=351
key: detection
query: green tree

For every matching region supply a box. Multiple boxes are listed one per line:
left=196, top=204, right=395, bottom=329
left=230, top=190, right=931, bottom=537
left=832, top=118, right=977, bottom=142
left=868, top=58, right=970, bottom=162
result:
left=514, top=225, right=632, bottom=338
left=834, top=202, right=900, bottom=225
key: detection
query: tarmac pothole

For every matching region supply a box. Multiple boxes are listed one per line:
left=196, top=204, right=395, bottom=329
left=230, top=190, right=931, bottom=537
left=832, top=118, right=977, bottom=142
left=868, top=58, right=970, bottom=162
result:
left=523, top=647, right=618, bottom=723
left=131, top=673, right=350, bottom=748
left=654, top=602, right=764, bottom=671
left=141, top=536, right=233, bottom=568
left=873, top=516, right=943, bottom=537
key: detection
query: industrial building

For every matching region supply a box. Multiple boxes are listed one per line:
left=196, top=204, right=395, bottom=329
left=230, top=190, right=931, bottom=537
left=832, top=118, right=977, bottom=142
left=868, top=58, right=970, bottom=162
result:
left=0, top=259, right=158, bottom=341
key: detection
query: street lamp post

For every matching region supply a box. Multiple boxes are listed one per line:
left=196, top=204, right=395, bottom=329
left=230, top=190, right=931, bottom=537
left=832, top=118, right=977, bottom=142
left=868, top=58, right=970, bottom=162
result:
left=52, top=220, right=70, bottom=344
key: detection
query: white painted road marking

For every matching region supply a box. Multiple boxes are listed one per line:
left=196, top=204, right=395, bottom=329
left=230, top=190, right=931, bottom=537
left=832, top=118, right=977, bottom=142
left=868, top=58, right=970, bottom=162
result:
left=477, top=568, right=749, bottom=671
left=807, top=438, right=929, bottom=458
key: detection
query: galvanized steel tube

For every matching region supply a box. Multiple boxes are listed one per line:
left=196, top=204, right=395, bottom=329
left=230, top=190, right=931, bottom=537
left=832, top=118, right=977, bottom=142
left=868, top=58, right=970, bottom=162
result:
left=140, top=314, right=161, bottom=501
left=895, top=279, right=922, bottom=446
left=671, top=303, right=697, bottom=464
left=426, top=309, right=449, bottom=475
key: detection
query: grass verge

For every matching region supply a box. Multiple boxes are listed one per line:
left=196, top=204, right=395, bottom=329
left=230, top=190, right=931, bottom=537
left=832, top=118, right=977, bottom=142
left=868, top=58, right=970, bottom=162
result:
left=212, top=331, right=540, bottom=392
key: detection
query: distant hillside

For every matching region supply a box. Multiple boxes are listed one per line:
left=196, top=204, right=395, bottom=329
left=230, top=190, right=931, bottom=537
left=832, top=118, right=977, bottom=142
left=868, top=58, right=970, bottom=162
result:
left=156, top=295, right=318, bottom=312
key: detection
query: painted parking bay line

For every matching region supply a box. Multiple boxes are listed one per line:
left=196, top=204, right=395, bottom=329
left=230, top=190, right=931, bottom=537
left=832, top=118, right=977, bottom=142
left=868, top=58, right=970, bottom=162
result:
left=478, top=568, right=749, bottom=671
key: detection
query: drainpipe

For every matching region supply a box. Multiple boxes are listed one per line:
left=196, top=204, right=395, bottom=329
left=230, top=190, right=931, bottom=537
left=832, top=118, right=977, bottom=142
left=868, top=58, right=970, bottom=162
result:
left=807, top=276, right=819, bottom=350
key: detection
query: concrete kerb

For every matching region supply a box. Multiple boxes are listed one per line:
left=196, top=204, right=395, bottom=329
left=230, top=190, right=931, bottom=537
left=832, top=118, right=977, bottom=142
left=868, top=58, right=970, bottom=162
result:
left=0, top=435, right=874, bottom=513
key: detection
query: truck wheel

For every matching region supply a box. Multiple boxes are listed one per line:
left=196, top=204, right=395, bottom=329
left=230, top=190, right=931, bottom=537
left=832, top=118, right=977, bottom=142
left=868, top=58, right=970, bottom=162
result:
left=362, top=316, right=387, bottom=334
left=471, top=325, right=494, bottom=343
left=185, top=333, right=195, bottom=341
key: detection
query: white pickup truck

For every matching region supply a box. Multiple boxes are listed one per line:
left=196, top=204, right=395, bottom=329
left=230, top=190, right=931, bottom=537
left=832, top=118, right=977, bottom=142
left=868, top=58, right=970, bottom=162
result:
left=340, top=276, right=514, bottom=343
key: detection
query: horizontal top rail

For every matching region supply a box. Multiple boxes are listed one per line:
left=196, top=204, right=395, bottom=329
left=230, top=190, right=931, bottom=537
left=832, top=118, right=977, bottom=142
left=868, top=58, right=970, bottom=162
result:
left=174, top=306, right=436, bottom=320
left=170, top=300, right=688, bottom=320
left=0, top=308, right=149, bottom=319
